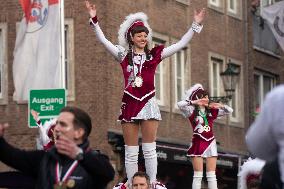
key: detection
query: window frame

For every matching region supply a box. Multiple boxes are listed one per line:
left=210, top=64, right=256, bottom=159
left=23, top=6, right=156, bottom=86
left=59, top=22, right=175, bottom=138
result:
left=64, top=18, right=75, bottom=101
left=152, top=32, right=170, bottom=110
left=174, top=48, right=187, bottom=109
left=254, top=71, right=277, bottom=109
left=227, top=59, right=242, bottom=123
left=175, top=0, right=190, bottom=6
left=252, top=0, right=281, bottom=57
left=209, top=0, right=221, bottom=7
left=152, top=38, right=165, bottom=106
left=209, top=54, right=225, bottom=98
left=0, top=23, right=8, bottom=105
left=208, top=0, right=225, bottom=13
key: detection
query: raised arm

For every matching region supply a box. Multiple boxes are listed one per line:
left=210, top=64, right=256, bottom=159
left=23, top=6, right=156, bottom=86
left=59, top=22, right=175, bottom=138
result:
left=161, top=8, right=206, bottom=59
left=0, top=123, right=44, bottom=177
left=177, top=100, right=196, bottom=118
left=85, top=1, right=122, bottom=61
left=209, top=103, right=233, bottom=117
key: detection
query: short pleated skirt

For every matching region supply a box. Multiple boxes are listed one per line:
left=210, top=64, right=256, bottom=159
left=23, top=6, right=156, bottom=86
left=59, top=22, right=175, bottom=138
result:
left=187, top=137, right=218, bottom=157
left=118, top=95, right=162, bottom=123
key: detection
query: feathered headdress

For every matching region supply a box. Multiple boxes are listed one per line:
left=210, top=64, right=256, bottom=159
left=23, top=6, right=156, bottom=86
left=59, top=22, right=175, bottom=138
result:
left=183, top=83, right=205, bottom=101
left=118, top=12, right=152, bottom=50
left=238, top=158, right=265, bottom=189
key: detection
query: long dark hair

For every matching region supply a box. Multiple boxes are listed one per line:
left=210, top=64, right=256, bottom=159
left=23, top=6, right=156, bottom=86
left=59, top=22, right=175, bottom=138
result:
left=127, top=25, right=151, bottom=65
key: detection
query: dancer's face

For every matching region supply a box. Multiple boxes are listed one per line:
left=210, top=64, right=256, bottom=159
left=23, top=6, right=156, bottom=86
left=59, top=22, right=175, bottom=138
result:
left=131, top=32, right=148, bottom=51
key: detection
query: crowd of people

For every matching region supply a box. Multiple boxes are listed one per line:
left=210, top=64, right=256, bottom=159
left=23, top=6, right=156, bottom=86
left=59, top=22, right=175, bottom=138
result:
left=0, top=0, right=283, bottom=189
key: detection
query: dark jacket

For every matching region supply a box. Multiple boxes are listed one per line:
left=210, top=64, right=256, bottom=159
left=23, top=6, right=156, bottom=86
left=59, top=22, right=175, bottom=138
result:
left=0, top=138, right=115, bottom=189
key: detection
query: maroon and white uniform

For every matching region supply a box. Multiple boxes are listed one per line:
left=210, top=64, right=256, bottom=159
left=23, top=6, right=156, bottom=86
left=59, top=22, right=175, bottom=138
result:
left=119, top=45, right=164, bottom=122
left=178, top=101, right=233, bottom=157
left=187, top=108, right=218, bottom=156
left=89, top=17, right=203, bottom=123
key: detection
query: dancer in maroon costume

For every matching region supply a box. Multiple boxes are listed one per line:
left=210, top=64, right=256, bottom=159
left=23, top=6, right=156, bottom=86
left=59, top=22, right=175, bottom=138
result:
left=178, top=84, right=233, bottom=189
left=86, top=1, right=205, bottom=188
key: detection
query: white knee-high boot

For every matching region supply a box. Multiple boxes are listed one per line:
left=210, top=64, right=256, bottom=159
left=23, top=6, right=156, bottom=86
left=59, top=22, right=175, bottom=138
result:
left=142, top=142, right=157, bottom=183
left=206, top=171, right=218, bottom=189
left=192, top=171, right=203, bottom=189
left=125, top=145, right=139, bottom=184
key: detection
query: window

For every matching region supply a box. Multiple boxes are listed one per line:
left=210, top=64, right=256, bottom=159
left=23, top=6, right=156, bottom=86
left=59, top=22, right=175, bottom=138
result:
left=254, top=72, right=276, bottom=111
left=210, top=57, right=224, bottom=98
left=64, top=19, right=75, bottom=101
left=209, top=0, right=220, bottom=7
left=153, top=38, right=166, bottom=105
left=0, top=23, right=7, bottom=104
left=174, top=49, right=186, bottom=106
left=0, top=29, right=3, bottom=98
left=260, top=0, right=282, bottom=8
left=228, top=63, right=241, bottom=121
left=175, top=0, right=189, bottom=5
left=228, top=0, right=237, bottom=14
left=253, top=0, right=281, bottom=56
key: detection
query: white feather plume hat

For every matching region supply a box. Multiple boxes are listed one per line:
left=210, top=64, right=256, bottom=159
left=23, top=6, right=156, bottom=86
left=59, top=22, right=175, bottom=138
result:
left=183, top=83, right=205, bottom=101
left=118, top=12, right=152, bottom=50
left=238, top=158, right=265, bottom=189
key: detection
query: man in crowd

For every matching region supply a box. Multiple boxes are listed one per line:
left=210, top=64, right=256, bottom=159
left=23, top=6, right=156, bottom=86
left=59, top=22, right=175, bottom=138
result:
left=0, top=106, right=115, bottom=189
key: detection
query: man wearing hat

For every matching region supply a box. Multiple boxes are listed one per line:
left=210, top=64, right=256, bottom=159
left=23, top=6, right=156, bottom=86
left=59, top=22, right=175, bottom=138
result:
left=0, top=106, right=115, bottom=189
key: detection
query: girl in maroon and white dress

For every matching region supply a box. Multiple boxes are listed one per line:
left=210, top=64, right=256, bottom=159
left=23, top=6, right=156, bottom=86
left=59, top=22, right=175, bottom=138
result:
left=177, top=84, right=233, bottom=189
left=85, top=1, right=205, bottom=188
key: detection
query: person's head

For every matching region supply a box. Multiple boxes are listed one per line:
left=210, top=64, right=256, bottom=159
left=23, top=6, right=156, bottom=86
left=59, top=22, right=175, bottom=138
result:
left=194, top=89, right=209, bottom=104
left=54, top=106, right=92, bottom=144
left=128, top=24, right=149, bottom=51
left=185, top=83, right=209, bottom=105
left=132, top=171, right=151, bottom=189
left=118, top=12, right=152, bottom=51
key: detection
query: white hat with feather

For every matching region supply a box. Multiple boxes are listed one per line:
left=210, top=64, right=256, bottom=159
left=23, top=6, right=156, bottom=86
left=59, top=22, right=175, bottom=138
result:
left=118, top=12, right=152, bottom=50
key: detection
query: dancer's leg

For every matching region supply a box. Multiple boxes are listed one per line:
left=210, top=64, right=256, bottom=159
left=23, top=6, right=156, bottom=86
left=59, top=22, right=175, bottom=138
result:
left=141, top=120, right=158, bottom=184
left=192, top=157, right=203, bottom=189
left=122, top=123, right=139, bottom=185
left=206, top=157, right=218, bottom=189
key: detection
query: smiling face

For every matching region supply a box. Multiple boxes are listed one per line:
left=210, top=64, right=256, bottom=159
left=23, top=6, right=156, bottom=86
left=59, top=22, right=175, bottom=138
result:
left=131, top=32, right=148, bottom=51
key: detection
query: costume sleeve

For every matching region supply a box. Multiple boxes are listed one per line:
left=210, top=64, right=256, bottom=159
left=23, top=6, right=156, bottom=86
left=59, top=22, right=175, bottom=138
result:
left=161, top=22, right=203, bottom=59
left=177, top=100, right=195, bottom=118
left=218, top=105, right=233, bottom=117
left=0, top=138, right=44, bottom=177
left=246, top=89, right=279, bottom=162
left=89, top=18, right=124, bottom=61
left=79, top=150, right=115, bottom=188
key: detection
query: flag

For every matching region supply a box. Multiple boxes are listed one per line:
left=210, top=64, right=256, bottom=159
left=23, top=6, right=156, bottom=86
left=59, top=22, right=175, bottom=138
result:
left=13, top=0, right=61, bottom=102
left=261, top=1, right=284, bottom=51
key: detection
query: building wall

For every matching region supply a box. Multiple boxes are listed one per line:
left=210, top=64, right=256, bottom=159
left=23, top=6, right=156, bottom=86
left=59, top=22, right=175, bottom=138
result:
left=1, top=0, right=283, bottom=187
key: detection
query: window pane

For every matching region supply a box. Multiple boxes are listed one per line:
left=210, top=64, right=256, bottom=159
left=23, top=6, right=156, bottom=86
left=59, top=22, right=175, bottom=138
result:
left=230, top=0, right=235, bottom=9
left=177, top=78, right=182, bottom=101
left=0, top=29, right=2, bottom=96
left=231, top=91, right=237, bottom=117
left=152, top=39, right=165, bottom=103
left=176, top=52, right=181, bottom=77
left=64, top=25, right=68, bottom=89
left=212, top=63, right=218, bottom=96
left=254, top=75, right=260, bottom=109
left=263, top=76, right=273, bottom=97
left=155, top=71, right=161, bottom=99
left=252, top=13, right=280, bottom=55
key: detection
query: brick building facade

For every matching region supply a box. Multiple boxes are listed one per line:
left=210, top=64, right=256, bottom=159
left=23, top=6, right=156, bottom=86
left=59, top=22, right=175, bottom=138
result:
left=0, top=0, right=283, bottom=188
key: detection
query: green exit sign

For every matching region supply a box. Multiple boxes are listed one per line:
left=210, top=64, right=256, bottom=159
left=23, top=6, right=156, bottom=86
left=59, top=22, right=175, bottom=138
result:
left=29, top=89, right=66, bottom=127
